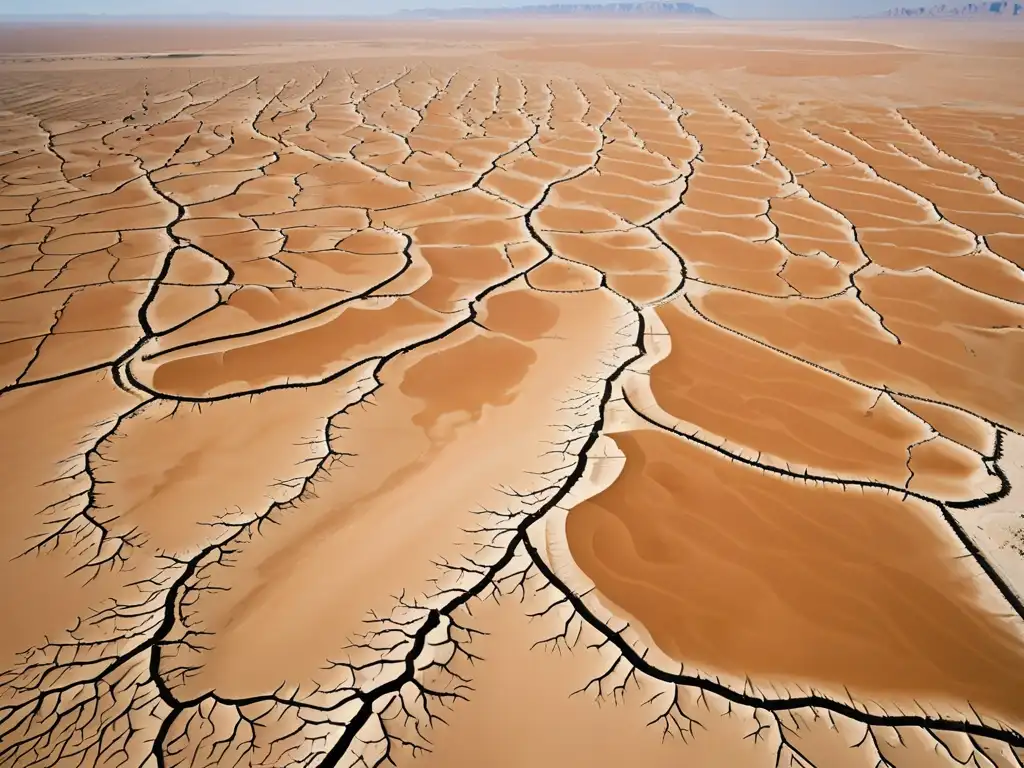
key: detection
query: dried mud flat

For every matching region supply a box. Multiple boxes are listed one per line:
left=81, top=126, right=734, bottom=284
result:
left=1, top=18, right=1024, bottom=768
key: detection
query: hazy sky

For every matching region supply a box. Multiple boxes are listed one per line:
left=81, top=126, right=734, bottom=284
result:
left=2, top=0, right=899, bottom=19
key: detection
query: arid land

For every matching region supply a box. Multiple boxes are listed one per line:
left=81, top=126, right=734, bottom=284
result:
left=1, top=17, right=1023, bottom=768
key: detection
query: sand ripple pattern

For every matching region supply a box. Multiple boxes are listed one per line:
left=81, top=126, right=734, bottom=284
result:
left=1, top=59, right=1023, bottom=768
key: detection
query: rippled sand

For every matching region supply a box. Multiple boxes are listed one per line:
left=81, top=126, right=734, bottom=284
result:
left=567, top=428, right=1024, bottom=723
left=1, top=17, right=1023, bottom=768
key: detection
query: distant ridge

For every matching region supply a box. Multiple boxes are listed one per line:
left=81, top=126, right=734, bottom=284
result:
left=878, top=1, right=1022, bottom=16
left=397, top=2, right=716, bottom=19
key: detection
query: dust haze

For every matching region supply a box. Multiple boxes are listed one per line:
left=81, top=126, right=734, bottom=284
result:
left=1, top=15, right=1023, bottom=768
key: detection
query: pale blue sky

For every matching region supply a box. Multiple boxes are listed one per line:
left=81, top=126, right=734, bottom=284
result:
left=1, top=0, right=900, bottom=20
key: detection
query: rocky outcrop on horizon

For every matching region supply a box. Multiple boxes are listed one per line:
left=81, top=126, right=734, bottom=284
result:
left=397, top=2, right=716, bottom=19
left=879, top=1, right=1022, bottom=16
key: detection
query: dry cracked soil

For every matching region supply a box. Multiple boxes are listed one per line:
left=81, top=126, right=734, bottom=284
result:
left=1, top=16, right=1024, bottom=768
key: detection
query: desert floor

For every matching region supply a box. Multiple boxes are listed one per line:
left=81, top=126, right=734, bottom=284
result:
left=1, top=17, right=1023, bottom=768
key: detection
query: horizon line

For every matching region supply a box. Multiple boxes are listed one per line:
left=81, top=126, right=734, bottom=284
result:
left=0, top=11, right=920, bottom=21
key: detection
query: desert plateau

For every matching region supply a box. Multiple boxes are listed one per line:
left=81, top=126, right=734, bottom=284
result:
left=1, top=12, right=1023, bottom=768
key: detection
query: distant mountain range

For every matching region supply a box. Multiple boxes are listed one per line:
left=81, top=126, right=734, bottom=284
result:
left=879, top=1, right=1022, bottom=16
left=396, top=2, right=716, bottom=19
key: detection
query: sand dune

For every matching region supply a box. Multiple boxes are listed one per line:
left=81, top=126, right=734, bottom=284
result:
left=565, top=428, right=1024, bottom=724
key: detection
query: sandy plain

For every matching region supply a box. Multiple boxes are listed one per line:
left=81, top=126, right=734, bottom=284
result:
left=0, top=16, right=1023, bottom=768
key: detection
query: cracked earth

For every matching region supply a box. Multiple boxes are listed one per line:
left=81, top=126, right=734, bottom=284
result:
left=1, top=19, right=1023, bottom=768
